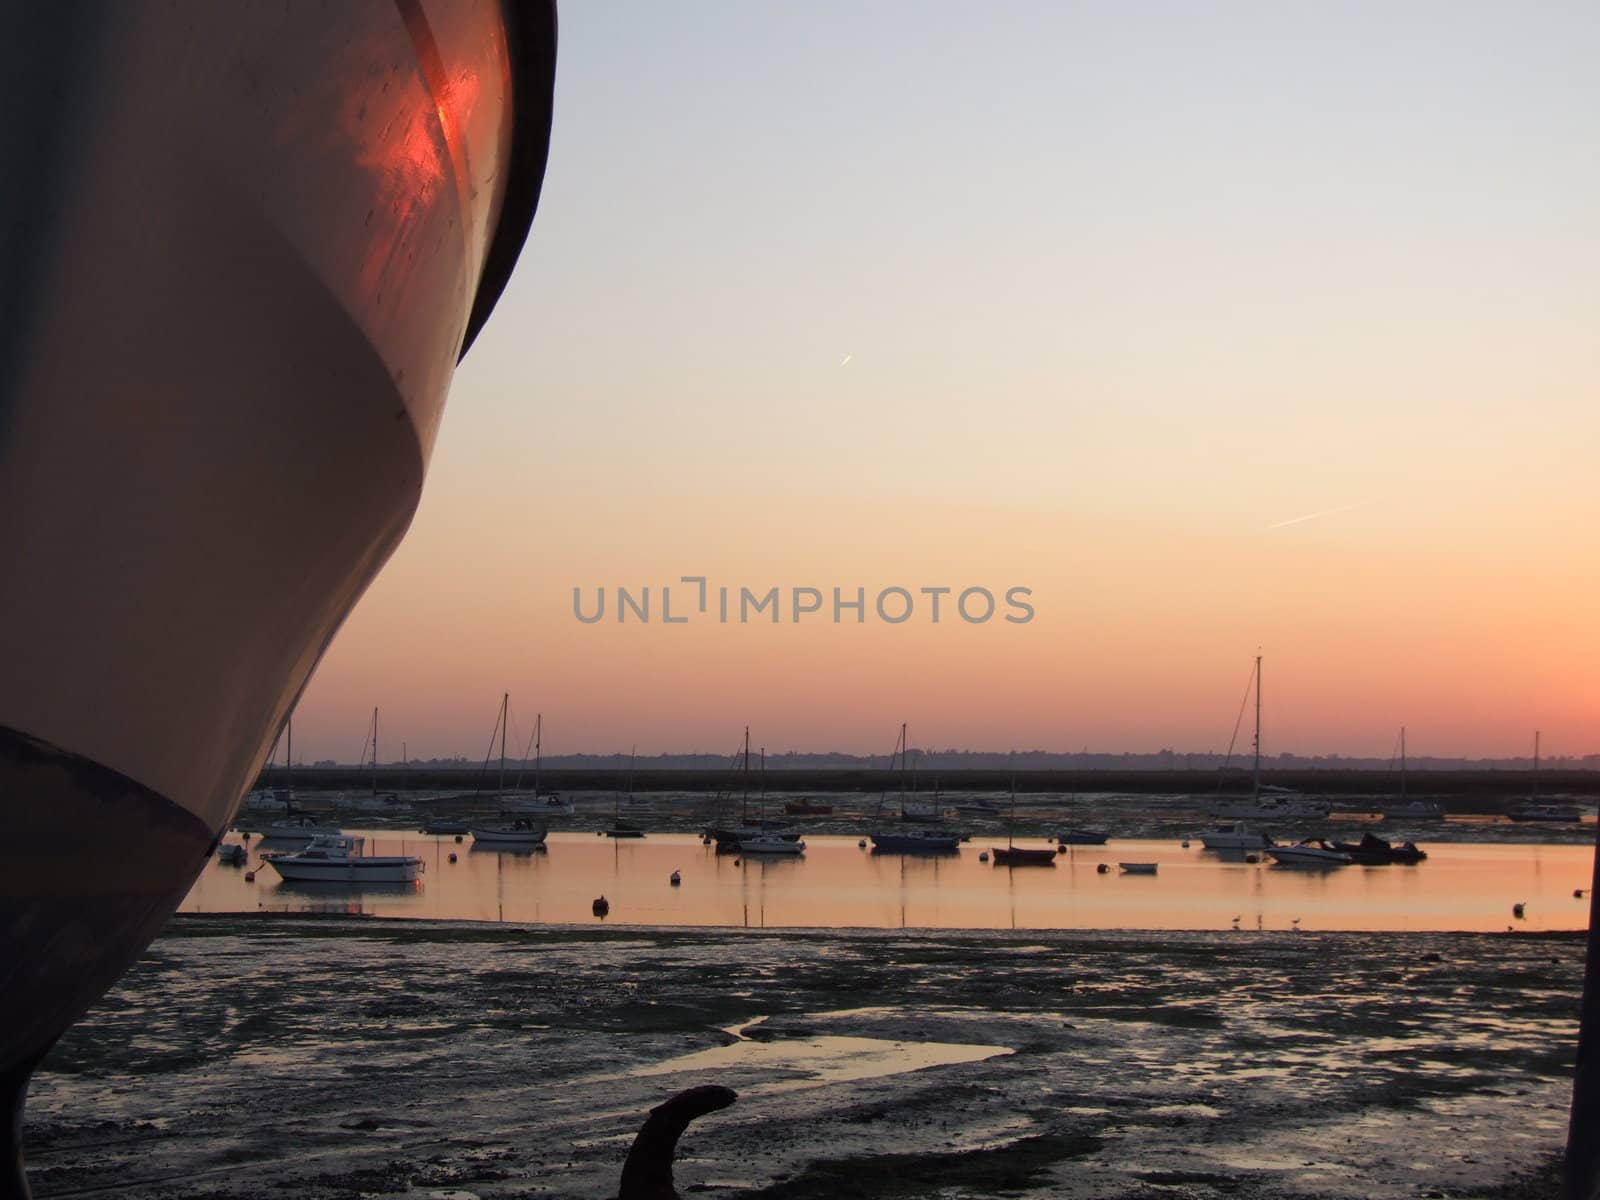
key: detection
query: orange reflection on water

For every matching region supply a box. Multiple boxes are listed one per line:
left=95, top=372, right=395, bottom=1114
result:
left=184, top=834, right=1595, bottom=935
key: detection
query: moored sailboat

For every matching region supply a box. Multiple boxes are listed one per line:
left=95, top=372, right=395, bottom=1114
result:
left=870, top=723, right=962, bottom=853
left=992, top=753, right=1056, bottom=866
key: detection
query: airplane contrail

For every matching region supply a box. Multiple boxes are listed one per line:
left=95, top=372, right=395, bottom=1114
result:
left=1268, top=501, right=1364, bottom=529
left=839, top=353, right=853, bottom=367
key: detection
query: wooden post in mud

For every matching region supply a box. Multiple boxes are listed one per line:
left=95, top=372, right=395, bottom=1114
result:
left=1566, top=813, right=1600, bottom=1200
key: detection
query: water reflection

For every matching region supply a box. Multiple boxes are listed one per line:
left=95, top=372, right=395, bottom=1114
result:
left=183, top=832, right=1596, bottom=933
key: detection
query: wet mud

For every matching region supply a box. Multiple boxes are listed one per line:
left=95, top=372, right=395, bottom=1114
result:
left=25, top=916, right=1581, bottom=1198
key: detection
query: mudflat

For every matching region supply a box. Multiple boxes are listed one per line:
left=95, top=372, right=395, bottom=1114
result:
left=26, top=916, right=1579, bottom=1198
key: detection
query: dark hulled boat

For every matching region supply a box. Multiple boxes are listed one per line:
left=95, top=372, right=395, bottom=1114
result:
left=991, top=845, right=1058, bottom=867
left=0, top=3, right=555, bottom=1192
left=1329, top=832, right=1427, bottom=865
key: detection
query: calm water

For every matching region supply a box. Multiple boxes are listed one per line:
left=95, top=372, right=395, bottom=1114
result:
left=183, top=831, right=1596, bottom=933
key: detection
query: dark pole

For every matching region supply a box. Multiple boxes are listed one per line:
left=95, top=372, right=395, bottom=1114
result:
left=1564, top=812, right=1600, bottom=1200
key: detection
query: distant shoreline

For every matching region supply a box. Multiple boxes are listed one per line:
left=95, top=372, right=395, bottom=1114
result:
left=255, top=764, right=1600, bottom=803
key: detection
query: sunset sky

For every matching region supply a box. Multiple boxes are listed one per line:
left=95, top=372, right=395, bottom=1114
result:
left=295, top=2, right=1598, bottom=763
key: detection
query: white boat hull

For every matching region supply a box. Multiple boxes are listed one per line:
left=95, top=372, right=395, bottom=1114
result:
left=1266, top=846, right=1352, bottom=867
left=268, top=858, right=422, bottom=884
left=471, top=827, right=549, bottom=846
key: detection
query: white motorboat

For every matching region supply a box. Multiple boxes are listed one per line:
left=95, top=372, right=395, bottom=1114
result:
left=470, top=817, right=549, bottom=846
left=1266, top=840, right=1352, bottom=867
left=264, top=836, right=423, bottom=883
left=1198, top=822, right=1273, bottom=851
left=259, top=815, right=343, bottom=844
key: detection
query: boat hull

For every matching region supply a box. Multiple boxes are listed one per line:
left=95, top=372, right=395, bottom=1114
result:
left=736, top=838, right=805, bottom=856
left=992, top=847, right=1058, bottom=866
left=1266, top=847, right=1352, bottom=867
left=870, top=831, right=962, bottom=853
left=0, top=0, right=555, bottom=1187
left=471, top=828, right=549, bottom=846
left=1057, top=829, right=1109, bottom=846
left=266, top=858, right=422, bottom=884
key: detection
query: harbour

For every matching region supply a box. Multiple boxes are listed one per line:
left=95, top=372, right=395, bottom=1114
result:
left=190, top=821, right=1594, bottom=935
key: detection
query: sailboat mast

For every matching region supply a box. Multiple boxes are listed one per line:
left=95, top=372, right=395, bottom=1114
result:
left=1251, top=655, right=1262, bottom=800
left=1400, top=726, right=1407, bottom=799
left=286, top=716, right=293, bottom=813
left=498, top=692, right=508, bottom=797
left=1533, top=730, right=1540, bottom=801
left=742, top=726, right=750, bottom=824
left=899, top=722, right=908, bottom=814
left=1008, top=750, right=1017, bottom=849
left=534, top=713, right=542, bottom=797
left=760, top=745, right=766, bottom=824
left=371, top=706, right=379, bottom=797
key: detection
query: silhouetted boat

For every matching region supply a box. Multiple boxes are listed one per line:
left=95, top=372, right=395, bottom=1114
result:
left=1509, top=804, right=1582, bottom=823
left=992, top=753, right=1055, bottom=866
left=1211, top=659, right=1330, bottom=819
left=870, top=829, right=962, bottom=853
left=870, top=722, right=962, bottom=851
left=1057, top=828, right=1109, bottom=846
left=993, top=846, right=1058, bottom=866
left=1378, top=729, right=1445, bottom=819
left=0, top=3, right=555, bottom=1187
left=1118, top=862, right=1158, bottom=875
left=1197, top=822, right=1273, bottom=851
left=1329, top=832, right=1426, bottom=865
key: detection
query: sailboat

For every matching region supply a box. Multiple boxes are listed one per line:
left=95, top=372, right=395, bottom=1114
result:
left=0, top=6, right=557, bottom=1189
left=470, top=695, right=547, bottom=847
left=737, top=742, right=804, bottom=856
left=870, top=724, right=961, bottom=852
left=1056, top=766, right=1108, bottom=845
left=1210, top=655, right=1329, bottom=820
left=709, top=728, right=799, bottom=847
left=1508, top=731, right=1582, bottom=822
left=529, top=714, right=573, bottom=815
left=1379, top=727, right=1444, bottom=819
left=258, top=716, right=341, bottom=843
left=603, top=747, right=646, bottom=837
left=991, top=753, right=1056, bottom=866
